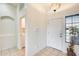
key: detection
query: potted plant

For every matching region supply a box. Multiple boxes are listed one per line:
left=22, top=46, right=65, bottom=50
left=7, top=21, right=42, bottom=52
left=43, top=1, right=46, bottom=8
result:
left=67, top=26, right=79, bottom=56
left=69, top=26, right=79, bottom=37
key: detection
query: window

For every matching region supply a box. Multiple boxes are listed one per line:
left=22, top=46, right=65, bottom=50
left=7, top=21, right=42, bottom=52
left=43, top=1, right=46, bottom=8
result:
left=65, top=14, right=79, bottom=43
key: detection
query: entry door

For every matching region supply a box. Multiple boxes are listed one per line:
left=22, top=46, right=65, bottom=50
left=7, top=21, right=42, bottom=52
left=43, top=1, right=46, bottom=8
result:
left=47, top=18, right=63, bottom=51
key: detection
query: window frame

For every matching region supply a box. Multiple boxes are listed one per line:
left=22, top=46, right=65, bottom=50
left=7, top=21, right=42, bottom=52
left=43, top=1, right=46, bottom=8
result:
left=65, top=14, right=79, bottom=43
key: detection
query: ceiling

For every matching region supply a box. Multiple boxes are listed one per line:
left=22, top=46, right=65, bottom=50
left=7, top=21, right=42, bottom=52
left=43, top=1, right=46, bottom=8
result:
left=28, top=3, right=79, bottom=18
left=29, top=3, right=78, bottom=13
left=4, top=3, right=79, bottom=18
left=6, top=3, right=79, bottom=14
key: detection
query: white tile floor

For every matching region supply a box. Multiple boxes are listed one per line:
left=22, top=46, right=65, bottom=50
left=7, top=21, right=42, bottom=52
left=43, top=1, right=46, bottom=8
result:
left=0, top=48, right=25, bottom=56
left=34, top=47, right=66, bottom=56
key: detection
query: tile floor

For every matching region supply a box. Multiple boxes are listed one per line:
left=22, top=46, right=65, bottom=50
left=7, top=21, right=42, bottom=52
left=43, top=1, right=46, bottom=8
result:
left=34, top=47, right=67, bottom=56
left=0, top=48, right=25, bottom=56
left=0, top=47, right=66, bottom=56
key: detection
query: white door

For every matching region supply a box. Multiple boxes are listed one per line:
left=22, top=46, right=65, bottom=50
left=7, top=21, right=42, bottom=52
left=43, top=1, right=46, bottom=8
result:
left=47, top=18, right=63, bottom=51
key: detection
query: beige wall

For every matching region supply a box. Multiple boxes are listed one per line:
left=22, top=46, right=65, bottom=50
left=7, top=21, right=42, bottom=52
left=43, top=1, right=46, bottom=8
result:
left=26, top=4, right=47, bottom=55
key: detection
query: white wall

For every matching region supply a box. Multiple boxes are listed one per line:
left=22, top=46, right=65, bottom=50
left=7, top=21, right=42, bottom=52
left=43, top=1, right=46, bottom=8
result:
left=26, top=5, right=47, bottom=55
left=0, top=18, right=16, bottom=50
left=0, top=4, right=17, bottom=50
left=0, top=4, right=16, bottom=18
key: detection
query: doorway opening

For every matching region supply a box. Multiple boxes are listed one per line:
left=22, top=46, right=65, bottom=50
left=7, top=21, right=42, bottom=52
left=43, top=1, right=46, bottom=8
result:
left=20, top=16, right=26, bottom=49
